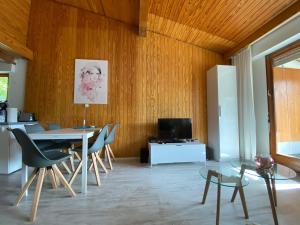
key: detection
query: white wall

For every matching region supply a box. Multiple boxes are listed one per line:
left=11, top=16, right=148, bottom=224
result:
left=251, top=14, right=300, bottom=155
left=0, top=59, right=28, bottom=110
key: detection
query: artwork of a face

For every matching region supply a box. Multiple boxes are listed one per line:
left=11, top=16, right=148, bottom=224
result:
left=74, top=59, right=108, bottom=104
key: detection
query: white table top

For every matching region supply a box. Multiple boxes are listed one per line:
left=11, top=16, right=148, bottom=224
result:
left=29, top=128, right=95, bottom=140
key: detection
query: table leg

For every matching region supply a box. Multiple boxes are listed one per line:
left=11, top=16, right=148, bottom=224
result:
left=202, top=171, right=212, bottom=204
left=81, top=135, right=88, bottom=194
left=265, top=177, right=279, bottom=225
left=231, top=166, right=245, bottom=202
left=239, top=186, right=249, bottom=219
left=216, top=179, right=221, bottom=225
left=21, top=164, right=28, bottom=197
left=271, top=177, right=277, bottom=207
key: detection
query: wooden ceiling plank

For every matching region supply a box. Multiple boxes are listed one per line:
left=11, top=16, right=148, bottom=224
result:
left=139, top=0, right=150, bottom=36
left=225, top=0, right=300, bottom=57
left=0, top=29, right=33, bottom=60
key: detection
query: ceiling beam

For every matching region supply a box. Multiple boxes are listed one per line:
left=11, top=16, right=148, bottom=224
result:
left=139, top=0, right=149, bottom=37
left=225, top=0, right=300, bottom=58
left=0, top=30, right=33, bottom=60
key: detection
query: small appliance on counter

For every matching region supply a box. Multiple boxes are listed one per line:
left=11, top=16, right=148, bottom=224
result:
left=18, top=112, right=36, bottom=122
left=0, top=102, right=8, bottom=123
left=7, top=108, right=18, bottom=123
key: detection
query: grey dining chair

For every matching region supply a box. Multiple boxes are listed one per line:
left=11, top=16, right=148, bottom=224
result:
left=10, top=128, right=76, bottom=222
left=104, top=123, right=119, bottom=170
left=69, top=125, right=109, bottom=186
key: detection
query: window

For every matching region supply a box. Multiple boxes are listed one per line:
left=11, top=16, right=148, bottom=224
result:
left=0, top=74, right=9, bottom=102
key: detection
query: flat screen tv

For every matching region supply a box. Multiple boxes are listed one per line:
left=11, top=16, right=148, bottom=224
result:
left=158, top=118, right=192, bottom=140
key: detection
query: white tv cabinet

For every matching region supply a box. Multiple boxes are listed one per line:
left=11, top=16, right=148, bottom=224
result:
left=149, top=141, right=206, bottom=166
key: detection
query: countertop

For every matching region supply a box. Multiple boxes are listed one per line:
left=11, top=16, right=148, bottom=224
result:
left=0, top=121, right=38, bottom=126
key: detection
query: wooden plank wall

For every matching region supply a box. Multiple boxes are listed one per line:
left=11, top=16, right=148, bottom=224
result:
left=273, top=67, right=300, bottom=142
left=25, top=0, right=224, bottom=157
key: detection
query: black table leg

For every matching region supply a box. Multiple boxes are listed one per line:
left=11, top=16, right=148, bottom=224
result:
left=202, top=171, right=212, bottom=204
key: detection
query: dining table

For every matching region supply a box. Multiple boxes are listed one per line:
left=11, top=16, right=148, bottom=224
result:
left=27, top=128, right=96, bottom=194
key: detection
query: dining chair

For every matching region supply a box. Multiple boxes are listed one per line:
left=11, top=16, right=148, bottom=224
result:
left=69, top=125, right=109, bottom=186
left=47, top=123, right=81, bottom=172
left=25, top=123, right=72, bottom=174
left=103, top=123, right=119, bottom=170
left=10, top=128, right=76, bottom=222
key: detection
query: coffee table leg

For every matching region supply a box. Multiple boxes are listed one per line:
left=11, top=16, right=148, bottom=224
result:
left=265, top=177, right=279, bottom=225
left=231, top=187, right=238, bottom=202
left=239, top=186, right=249, bottom=219
left=202, top=171, right=212, bottom=204
left=271, top=177, right=277, bottom=207
left=216, top=179, right=221, bottom=225
left=231, top=166, right=245, bottom=202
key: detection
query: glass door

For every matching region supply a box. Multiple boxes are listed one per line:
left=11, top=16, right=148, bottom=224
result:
left=266, top=40, right=300, bottom=171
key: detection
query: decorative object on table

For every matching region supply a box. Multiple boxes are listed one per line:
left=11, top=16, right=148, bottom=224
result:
left=83, top=103, right=89, bottom=127
left=255, top=155, right=274, bottom=171
left=74, top=59, right=108, bottom=104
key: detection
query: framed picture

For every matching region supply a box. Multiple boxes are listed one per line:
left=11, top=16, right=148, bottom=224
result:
left=74, top=59, right=108, bottom=104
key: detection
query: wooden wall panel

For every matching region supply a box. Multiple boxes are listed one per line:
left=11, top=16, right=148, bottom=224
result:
left=274, top=67, right=300, bottom=142
left=25, top=0, right=224, bottom=157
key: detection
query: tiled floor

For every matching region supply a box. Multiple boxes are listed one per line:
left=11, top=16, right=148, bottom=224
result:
left=0, top=159, right=299, bottom=225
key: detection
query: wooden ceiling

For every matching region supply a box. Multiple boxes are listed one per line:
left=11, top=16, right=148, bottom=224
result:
left=52, top=0, right=299, bottom=53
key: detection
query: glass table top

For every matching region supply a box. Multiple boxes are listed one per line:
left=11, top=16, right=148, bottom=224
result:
left=200, top=166, right=249, bottom=188
left=231, top=159, right=297, bottom=180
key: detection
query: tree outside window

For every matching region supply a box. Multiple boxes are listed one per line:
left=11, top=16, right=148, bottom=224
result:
left=0, top=74, right=9, bottom=102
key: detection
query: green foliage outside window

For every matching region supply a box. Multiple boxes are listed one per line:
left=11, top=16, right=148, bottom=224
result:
left=0, top=77, right=9, bottom=102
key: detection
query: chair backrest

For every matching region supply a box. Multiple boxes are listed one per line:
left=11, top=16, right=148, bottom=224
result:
left=48, top=123, right=61, bottom=130
left=24, top=123, right=45, bottom=133
left=10, top=128, right=49, bottom=167
left=89, top=125, right=109, bottom=153
left=104, top=123, right=119, bottom=145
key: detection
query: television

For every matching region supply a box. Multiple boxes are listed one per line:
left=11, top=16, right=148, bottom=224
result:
left=158, top=118, right=192, bottom=140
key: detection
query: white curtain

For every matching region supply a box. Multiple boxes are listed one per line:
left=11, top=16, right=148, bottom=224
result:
left=233, top=48, right=257, bottom=160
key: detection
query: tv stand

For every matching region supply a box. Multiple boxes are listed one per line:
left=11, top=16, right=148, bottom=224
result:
left=148, top=140, right=206, bottom=166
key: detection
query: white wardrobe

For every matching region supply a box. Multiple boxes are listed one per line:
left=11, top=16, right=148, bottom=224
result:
left=207, top=65, right=239, bottom=161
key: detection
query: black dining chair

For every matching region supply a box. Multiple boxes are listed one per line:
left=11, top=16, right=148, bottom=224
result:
left=103, top=123, right=119, bottom=170
left=69, top=125, right=109, bottom=186
left=10, top=128, right=76, bottom=222
left=25, top=123, right=73, bottom=174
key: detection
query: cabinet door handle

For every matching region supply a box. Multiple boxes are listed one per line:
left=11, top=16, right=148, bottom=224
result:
left=218, top=105, right=222, bottom=117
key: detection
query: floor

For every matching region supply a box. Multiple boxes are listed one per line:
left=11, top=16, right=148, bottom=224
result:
left=0, top=159, right=300, bottom=225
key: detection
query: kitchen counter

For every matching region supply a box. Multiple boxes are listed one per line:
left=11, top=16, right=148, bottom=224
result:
left=0, top=121, right=37, bottom=125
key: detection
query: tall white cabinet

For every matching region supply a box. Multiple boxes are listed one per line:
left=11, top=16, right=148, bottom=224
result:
left=207, top=65, right=239, bottom=161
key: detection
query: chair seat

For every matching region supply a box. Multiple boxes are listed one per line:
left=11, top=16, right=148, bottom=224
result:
left=43, top=150, right=72, bottom=162
left=72, top=143, right=94, bottom=153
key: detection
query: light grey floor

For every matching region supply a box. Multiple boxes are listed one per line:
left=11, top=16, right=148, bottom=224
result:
left=0, top=159, right=300, bottom=225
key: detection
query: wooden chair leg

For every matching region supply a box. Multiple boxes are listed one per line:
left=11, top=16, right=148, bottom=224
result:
left=47, top=168, right=57, bottom=189
left=30, top=168, right=46, bottom=222
left=239, top=186, right=249, bottom=219
left=61, top=161, right=72, bottom=174
left=88, top=160, right=93, bottom=171
left=16, top=169, right=38, bottom=206
left=108, top=144, right=116, bottom=161
left=91, top=153, right=101, bottom=186
left=69, top=161, right=82, bottom=185
left=74, top=152, right=81, bottom=161
left=95, top=152, right=108, bottom=173
left=53, top=165, right=76, bottom=197
left=105, top=145, right=113, bottom=170
left=68, top=149, right=75, bottom=172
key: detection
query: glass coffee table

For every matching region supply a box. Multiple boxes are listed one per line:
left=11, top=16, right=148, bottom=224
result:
left=231, top=160, right=297, bottom=225
left=200, top=166, right=249, bottom=225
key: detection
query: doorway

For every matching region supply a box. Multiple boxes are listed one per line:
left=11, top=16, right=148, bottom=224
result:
left=266, top=40, right=300, bottom=171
